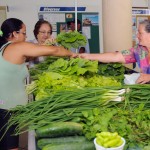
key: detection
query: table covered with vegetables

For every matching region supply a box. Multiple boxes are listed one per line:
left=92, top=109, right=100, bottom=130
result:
left=4, top=56, right=149, bottom=150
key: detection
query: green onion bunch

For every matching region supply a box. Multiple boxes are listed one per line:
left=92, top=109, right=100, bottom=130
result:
left=6, top=87, right=125, bottom=135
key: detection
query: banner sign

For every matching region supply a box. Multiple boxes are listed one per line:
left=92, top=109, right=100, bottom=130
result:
left=132, top=9, right=150, bottom=15
left=39, top=7, right=86, bottom=12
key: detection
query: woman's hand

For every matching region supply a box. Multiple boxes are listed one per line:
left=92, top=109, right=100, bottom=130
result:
left=78, top=53, right=90, bottom=59
left=70, top=52, right=79, bottom=58
left=136, top=73, right=150, bottom=84
left=43, top=37, right=56, bottom=46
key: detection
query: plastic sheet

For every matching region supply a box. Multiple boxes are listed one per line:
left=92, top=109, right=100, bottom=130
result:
left=124, top=73, right=140, bottom=85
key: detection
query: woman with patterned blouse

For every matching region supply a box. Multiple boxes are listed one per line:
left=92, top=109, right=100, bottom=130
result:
left=79, top=20, right=150, bottom=84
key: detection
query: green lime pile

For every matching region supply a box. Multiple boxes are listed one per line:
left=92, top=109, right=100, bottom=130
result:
left=96, top=132, right=124, bottom=148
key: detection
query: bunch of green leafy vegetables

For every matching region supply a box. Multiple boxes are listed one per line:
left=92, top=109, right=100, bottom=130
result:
left=56, top=31, right=87, bottom=49
left=29, top=57, right=125, bottom=82
left=32, top=73, right=121, bottom=100
left=79, top=84, right=150, bottom=150
left=80, top=105, right=150, bottom=150
left=27, top=58, right=122, bottom=100
left=98, top=62, right=125, bottom=83
left=47, top=57, right=98, bottom=75
left=29, top=56, right=66, bottom=79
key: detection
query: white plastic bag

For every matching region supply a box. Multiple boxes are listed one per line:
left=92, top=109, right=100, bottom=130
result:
left=124, top=73, right=140, bottom=85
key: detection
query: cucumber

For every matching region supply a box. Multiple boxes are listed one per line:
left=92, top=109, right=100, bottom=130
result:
left=37, top=136, right=88, bottom=149
left=42, top=141, right=95, bottom=150
left=36, top=122, right=83, bottom=138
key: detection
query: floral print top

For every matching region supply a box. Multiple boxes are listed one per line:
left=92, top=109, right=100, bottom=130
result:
left=121, top=44, right=150, bottom=73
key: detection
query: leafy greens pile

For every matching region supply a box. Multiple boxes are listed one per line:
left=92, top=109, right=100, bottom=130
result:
left=98, top=63, right=125, bottom=83
left=80, top=84, right=150, bottom=149
left=27, top=58, right=123, bottom=100
left=56, top=31, right=87, bottom=49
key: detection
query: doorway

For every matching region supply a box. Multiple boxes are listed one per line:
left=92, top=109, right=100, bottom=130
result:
left=0, top=6, right=7, bottom=26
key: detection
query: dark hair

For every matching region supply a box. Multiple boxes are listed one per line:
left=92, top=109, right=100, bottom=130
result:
left=139, top=19, right=150, bottom=33
left=0, top=18, right=24, bottom=48
left=67, top=19, right=81, bottom=26
left=33, top=20, right=52, bottom=39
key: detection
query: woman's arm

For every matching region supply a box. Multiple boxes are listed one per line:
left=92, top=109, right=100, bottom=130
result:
left=79, top=52, right=126, bottom=63
left=3, top=42, right=75, bottom=64
left=21, top=42, right=73, bottom=57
